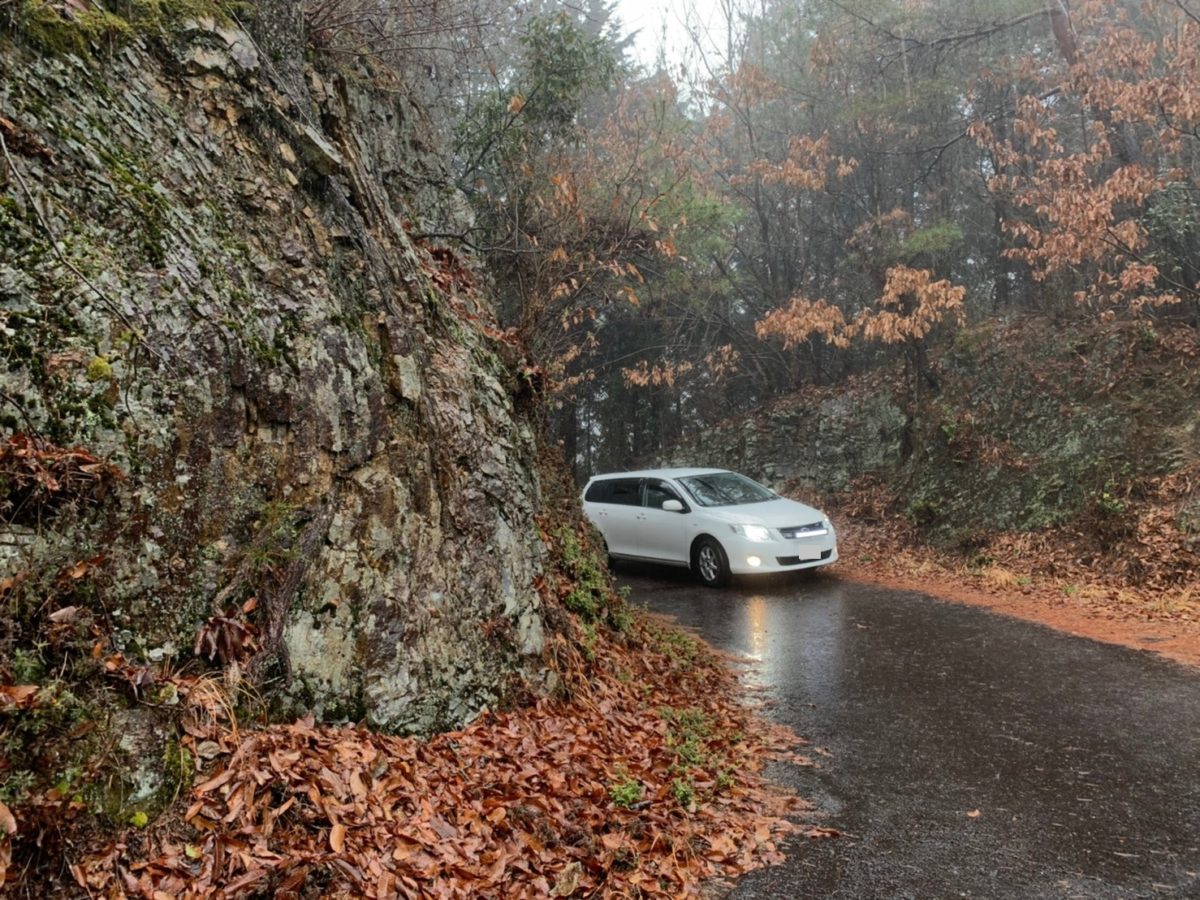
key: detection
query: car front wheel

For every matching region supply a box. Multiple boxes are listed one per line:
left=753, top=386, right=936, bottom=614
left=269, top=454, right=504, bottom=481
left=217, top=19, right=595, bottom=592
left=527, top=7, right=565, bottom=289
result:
left=693, top=537, right=730, bottom=587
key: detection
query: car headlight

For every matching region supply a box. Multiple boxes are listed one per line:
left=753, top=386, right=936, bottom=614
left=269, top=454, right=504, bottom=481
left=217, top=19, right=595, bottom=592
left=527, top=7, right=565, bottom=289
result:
left=731, top=524, right=773, bottom=542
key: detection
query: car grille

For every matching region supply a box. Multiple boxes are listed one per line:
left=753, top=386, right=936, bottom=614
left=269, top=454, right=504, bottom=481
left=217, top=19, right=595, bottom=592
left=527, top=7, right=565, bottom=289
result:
left=776, top=549, right=834, bottom=565
left=780, top=522, right=826, bottom=539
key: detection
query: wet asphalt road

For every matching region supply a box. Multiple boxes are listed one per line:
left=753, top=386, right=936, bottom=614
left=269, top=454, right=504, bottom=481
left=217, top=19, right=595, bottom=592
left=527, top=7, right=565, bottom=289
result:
left=620, top=564, right=1200, bottom=899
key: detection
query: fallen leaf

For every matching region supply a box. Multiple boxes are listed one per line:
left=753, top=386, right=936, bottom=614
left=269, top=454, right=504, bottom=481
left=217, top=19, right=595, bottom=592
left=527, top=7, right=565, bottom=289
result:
left=195, top=740, right=223, bottom=760
left=329, top=822, right=346, bottom=853
left=49, top=605, right=80, bottom=624
left=69, top=557, right=815, bottom=897
left=0, top=685, right=39, bottom=710
left=59, top=554, right=105, bottom=583
left=803, top=826, right=842, bottom=839
left=550, top=860, right=582, bottom=897
left=0, top=800, right=16, bottom=835
left=349, top=770, right=367, bottom=801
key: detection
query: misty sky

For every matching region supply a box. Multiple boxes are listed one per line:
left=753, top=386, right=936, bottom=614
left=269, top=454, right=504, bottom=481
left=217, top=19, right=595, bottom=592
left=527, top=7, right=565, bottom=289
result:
left=612, top=0, right=731, bottom=70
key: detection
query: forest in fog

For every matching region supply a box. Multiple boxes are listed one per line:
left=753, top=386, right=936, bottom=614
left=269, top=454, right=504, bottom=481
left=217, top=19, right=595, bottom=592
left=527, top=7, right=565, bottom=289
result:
left=334, top=0, right=1199, bottom=475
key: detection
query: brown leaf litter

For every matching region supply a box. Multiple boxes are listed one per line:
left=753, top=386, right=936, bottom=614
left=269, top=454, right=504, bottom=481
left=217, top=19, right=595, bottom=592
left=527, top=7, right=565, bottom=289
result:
left=60, top=621, right=815, bottom=898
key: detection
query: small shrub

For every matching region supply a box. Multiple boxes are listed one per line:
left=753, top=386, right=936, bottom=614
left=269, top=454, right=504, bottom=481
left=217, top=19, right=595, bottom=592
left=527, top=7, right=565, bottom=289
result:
left=1094, top=490, right=1127, bottom=516
left=660, top=706, right=712, bottom=769
left=606, top=601, right=633, bottom=634
left=906, top=497, right=941, bottom=525
left=608, top=775, right=642, bottom=808
left=670, top=778, right=696, bottom=808
left=554, top=527, right=619, bottom=629
left=646, top=624, right=699, bottom=668
left=563, top=587, right=598, bottom=620
left=579, top=621, right=597, bottom=661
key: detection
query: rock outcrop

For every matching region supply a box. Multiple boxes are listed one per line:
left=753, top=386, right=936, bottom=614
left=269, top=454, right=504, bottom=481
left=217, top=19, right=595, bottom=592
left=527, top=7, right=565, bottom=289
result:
left=0, top=11, right=546, bottom=734
left=663, top=388, right=907, bottom=494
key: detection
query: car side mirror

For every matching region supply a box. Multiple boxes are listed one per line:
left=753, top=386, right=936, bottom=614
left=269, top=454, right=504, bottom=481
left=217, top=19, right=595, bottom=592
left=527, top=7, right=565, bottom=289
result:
left=661, top=499, right=685, bottom=513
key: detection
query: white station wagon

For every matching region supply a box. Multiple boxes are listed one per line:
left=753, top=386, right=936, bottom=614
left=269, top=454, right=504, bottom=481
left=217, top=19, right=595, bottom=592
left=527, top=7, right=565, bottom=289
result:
left=581, top=468, right=838, bottom=586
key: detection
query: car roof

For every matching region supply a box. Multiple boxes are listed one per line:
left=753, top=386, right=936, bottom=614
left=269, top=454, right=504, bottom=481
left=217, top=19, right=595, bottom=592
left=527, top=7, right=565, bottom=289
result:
left=586, top=468, right=729, bottom=482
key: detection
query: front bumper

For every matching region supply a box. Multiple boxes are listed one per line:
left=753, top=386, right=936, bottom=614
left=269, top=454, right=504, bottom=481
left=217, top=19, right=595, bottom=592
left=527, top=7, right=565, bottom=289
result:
left=724, top=530, right=839, bottom=575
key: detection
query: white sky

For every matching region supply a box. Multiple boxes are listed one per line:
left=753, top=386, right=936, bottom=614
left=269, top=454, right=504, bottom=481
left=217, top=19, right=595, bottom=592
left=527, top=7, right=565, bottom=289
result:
left=612, top=0, right=733, bottom=72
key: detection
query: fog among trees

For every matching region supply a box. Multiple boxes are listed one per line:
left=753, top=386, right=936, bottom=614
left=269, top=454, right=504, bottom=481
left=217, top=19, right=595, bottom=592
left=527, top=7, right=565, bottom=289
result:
left=262, top=1, right=1200, bottom=476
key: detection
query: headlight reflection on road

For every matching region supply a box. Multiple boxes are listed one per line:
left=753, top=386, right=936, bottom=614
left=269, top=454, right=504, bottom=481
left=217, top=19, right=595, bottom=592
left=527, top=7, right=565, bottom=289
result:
left=743, top=596, right=769, bottom=677
left=737, top=585, right=849, bottom=701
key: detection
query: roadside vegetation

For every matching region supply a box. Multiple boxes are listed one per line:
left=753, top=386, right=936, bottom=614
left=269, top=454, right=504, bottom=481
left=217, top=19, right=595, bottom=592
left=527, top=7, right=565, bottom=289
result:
left=804, top=314, right=1200, bottom=660
left=419, top=0, right=1200, bottom=486
left=3, top=447, right=811, bottom=895
left=356, top=0, right=1200, bottom=630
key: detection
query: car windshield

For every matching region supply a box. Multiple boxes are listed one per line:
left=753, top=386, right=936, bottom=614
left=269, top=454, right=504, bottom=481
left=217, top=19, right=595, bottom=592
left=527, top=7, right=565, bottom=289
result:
left=677, top=472, right=777, bottom=507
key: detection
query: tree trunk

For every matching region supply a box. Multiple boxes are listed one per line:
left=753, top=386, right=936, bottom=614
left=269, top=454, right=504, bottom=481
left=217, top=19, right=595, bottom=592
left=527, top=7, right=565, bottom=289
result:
left=1046, top=0, right=1142, bottom=166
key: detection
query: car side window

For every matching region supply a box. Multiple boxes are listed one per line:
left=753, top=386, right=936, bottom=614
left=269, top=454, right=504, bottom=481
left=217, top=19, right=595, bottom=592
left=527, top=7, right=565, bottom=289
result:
left=588, top=478, right=642, bottom=505
left=644, top=479, right=685, bottom=510
left=584, top=480, right=611, bottom=503
left=607, top=479, right=642, bottom=506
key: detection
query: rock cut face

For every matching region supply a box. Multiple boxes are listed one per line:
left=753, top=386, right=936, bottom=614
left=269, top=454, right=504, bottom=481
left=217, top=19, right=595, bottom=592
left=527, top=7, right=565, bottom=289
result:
left=0, top=19, right=546, bottom=734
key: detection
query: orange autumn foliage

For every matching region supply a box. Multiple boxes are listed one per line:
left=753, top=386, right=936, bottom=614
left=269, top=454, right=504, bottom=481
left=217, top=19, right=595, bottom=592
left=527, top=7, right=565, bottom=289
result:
left=738, top=134, right=858, bottom=192
left=755, top=265, right=967, bottom=351
left=622, top=345, right=741, bottom=389
left=972, top=0, right=1200, bottom=311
